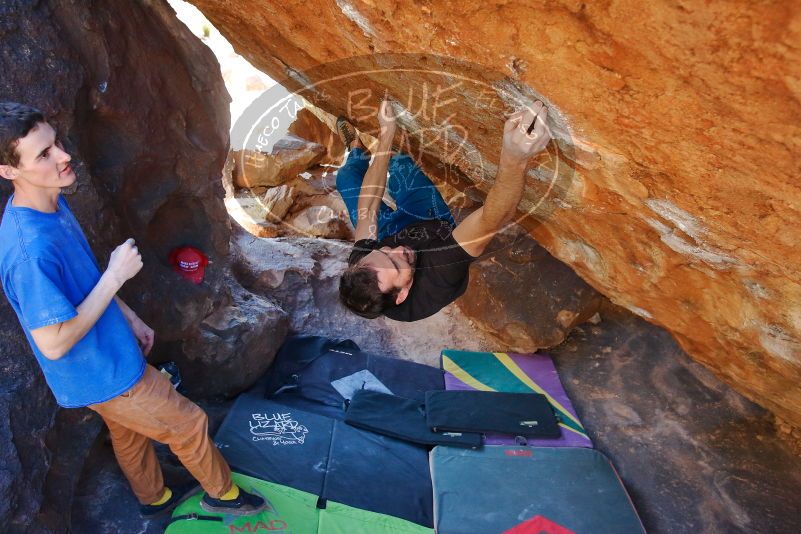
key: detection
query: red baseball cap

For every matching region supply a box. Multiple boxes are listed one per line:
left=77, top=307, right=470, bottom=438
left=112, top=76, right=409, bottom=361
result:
left=168, top=246, right=208, bottom=284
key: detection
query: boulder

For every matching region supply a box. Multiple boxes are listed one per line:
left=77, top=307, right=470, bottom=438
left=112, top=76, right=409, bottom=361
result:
left=224, top=196, right=283, bottom=238
left=226, top=166, right=354, bottom=240
left=287, top=205, right=353, bottom=239
left=189, top=0, right=801, bottom=428
left=288, top=107, right=346, bottom=165
left=179, top=271, right=289, bottom=398
left=222, top=150, right=237, bottom=198
left=231, top=135, right=326, bottom=188
left=0, top=298, right=103, bottom=534
left=262, top=184, right=299, bottom=221
left=458, top=227, right=602, bottom=351
left=290, top=167, right=348, bottom=204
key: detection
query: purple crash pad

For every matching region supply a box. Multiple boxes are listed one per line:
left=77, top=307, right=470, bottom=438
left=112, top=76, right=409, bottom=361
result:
left=441, top=350, right=592, bottom=448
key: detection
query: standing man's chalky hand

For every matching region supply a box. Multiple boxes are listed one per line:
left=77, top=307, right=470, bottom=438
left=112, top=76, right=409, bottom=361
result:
left=107, top=238, right=143, bottom=286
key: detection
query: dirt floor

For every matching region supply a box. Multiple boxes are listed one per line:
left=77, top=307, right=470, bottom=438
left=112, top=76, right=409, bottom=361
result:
left=71, top=302, right=801, bottom=533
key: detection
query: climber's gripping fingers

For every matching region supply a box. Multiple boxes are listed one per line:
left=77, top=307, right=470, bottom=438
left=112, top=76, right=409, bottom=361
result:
left=378, top=98, right=397, bottom=139
left=502, top=101, right=550, bottom=162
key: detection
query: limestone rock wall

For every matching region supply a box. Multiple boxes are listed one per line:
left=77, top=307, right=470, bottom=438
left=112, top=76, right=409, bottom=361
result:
left=189, top=0, right=801, bottom=427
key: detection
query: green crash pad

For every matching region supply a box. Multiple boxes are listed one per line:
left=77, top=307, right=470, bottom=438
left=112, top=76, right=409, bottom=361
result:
left=165, top=473, right=433, bottom=534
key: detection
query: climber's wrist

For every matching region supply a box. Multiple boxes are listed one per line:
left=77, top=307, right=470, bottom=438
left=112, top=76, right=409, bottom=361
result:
left=379, top=125, right=396, bottom=141
left=498, top=148, right=530, bottom=171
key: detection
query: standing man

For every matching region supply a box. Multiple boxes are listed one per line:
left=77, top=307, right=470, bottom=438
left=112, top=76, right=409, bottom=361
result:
left=338, top=99, right=551, bottom=321
left=0, top=103, right=265, bottom=518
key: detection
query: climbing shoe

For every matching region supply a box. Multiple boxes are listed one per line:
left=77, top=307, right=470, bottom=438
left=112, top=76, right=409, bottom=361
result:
left=336, top=116, right=357, bottom=150
left=139, top=480, right=200, bottom=519
left=200, top=487, right=268, bottom=516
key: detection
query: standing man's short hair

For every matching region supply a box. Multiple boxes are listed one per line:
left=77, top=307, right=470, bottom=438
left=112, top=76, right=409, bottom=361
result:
left=0, top=102, right=45, bottom=167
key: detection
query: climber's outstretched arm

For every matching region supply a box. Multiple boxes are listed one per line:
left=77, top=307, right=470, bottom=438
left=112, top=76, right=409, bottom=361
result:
left=353, top=100, right=396, bottom=241
left=452, top=102, right=550, bottom=257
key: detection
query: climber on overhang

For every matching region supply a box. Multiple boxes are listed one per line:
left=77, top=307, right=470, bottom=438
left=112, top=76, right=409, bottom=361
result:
left=0, top=103, right=267, bottom=519
left=337, top=99, right=551, bottom=322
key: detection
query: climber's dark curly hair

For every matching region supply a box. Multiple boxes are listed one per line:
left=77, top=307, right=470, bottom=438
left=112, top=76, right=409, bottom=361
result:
left=339, top=262, right=400, bottom=319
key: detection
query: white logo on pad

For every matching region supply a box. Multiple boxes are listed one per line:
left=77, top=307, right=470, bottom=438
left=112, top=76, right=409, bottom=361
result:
left=250, top=412, right=309, bottom=445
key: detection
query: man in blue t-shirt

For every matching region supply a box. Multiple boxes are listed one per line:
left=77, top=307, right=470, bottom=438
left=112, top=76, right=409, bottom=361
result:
left=0, top=102, right=265, bottom=518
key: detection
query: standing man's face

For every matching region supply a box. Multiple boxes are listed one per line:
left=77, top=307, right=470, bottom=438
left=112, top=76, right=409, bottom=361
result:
left=1, top=122, right=76, bottom=189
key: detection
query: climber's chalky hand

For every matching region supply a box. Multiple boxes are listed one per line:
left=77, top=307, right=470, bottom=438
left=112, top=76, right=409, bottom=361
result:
left=378, top=98, right=397, bottom=139
left=502, top=101, right=550, bottom=161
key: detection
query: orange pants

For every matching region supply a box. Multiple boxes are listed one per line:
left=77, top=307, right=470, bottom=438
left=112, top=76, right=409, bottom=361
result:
left=88, top=364, right=233, bottom=504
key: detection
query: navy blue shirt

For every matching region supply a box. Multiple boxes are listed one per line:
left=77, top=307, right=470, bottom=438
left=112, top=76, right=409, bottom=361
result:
left=0, top=193, right=145, bottom=407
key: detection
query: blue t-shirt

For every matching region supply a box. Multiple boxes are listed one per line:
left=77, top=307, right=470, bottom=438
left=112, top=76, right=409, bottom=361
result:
left=0, top=193, right=145, bottom=407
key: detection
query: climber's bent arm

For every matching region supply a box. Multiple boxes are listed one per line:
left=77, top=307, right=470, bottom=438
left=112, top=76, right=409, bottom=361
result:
left=453, top=103, right=551, bottom=257
left=452, top=153, right=529, bottom=257
left=353, top=129, right=394, bottom=241
left=353, top=100, right=397, bottom=242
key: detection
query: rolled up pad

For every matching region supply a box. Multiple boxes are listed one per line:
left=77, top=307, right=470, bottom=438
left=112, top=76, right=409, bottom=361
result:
left=346, top=389, right=482, bottom=448
left=425, top=390, right=560, bottom=438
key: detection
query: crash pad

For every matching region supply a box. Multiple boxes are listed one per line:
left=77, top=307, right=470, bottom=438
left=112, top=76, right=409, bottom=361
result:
left=213, top=393, right=434, bottom=527
left=441, top=350, right=591, bottom=447
left=165, top=472, right=432, bottom=534
left=344, top=389, right=483, bottom=448
left=263, top=336, right=444, bottom=419
left=430, top=446, right=644, bottom=534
